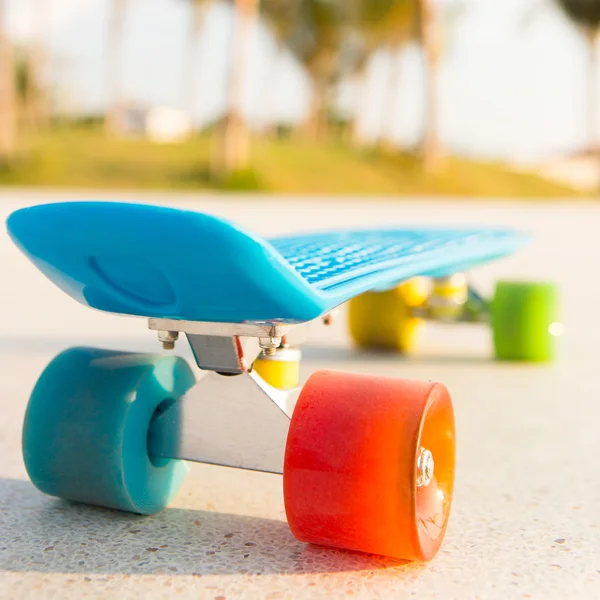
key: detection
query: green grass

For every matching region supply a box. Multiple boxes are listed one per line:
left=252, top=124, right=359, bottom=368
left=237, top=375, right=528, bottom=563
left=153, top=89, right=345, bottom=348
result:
left=0, top=127, right=584, bottom=197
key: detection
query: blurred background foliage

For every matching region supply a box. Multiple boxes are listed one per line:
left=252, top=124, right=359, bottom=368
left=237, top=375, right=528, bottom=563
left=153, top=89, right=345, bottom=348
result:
left=0, top=0, right=598, bottom=195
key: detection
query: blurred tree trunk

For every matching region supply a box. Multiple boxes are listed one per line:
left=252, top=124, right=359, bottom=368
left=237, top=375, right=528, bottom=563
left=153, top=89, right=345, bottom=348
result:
left=260, top=39, right=284, bottom=137
left=380, top=46, right=403, bottom=151
left=351, top=61, right=368, bottom=147
left=0, top=0, right=16, bottom=162
left=305, top=76, right=330, bottom=142
left=585, top=27, right=600, bottom=155
left=212, top=0, right=257, bottom=178
left=419, top=0, right=444, bottom=172
left=183, top=0, right=208, bottom=124
left=106, top=0, right=128, bottom=136
left=27, top=0, right=48, bottom=130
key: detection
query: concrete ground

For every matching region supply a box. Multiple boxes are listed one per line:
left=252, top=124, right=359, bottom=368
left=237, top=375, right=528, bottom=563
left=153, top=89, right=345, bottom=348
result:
left=0, top=189, right=599, bottom=600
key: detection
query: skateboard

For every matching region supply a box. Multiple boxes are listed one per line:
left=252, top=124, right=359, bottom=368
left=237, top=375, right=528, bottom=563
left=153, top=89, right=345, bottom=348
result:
left=6, top=201, right=560, bottom=562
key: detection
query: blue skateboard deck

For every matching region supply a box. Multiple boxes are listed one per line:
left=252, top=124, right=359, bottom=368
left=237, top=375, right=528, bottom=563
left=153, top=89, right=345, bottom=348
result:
left=7, top=202, right=528, bottom=324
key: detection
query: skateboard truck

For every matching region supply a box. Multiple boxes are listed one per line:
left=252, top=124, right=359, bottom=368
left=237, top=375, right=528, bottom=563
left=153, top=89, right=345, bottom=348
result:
left=147, top=317, right=310, bottom=474
left=148, top=315, right=441, bottom=481
left=145, top=276, right=485, bottom=476
left=412, top=274, right=489, bottom=323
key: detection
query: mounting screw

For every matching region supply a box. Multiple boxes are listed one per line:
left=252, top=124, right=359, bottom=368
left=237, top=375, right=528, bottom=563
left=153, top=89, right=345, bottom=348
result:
left=158, top=330, right=179, bottom=351
left=416, top=447, right=435, bottom=488
left=259, top=336, right=282, bottom=356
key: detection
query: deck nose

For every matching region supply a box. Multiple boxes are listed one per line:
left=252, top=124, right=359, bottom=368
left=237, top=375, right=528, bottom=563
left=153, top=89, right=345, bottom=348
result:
left=7, top=203, right=182, bottom=315
left=6, top=201, right=323, bottom=323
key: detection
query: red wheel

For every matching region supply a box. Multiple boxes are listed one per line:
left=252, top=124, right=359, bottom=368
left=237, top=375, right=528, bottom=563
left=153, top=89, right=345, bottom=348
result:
left=283, top=371, right=455, bottom=561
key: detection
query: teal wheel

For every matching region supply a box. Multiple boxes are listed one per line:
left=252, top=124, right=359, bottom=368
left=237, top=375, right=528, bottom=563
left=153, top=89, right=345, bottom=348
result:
left=23, top=347, right=196, bottom=514
left=491, top=281, right=560, bottom=362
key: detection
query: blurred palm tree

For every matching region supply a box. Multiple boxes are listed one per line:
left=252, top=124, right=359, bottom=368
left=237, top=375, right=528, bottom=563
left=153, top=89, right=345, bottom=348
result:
left=556, top=0, right=600, bottom=153
left=299, top=0, right=347, bottom=140
left=182, top=0, right=211, bottom=120
left=348, top=0, right=416, bottom=148
left=260, top=0, right=300, bottom=133
left=418, top=0, right=445, bottom=171
left=105, top=0, right=128, bottom=135
left=0, top=0, right=16, bottom=162
left=264, top=0, right=347, bottom=140
left=262, top=0, right=446, bottom=168
left=212, top=0, right=260, bottom=178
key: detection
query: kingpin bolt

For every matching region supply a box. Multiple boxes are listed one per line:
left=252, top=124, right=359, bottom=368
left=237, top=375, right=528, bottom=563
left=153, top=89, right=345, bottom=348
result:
left=158, top=330, right=179, bottom=351
left=259, top=336, right=282, bottom=356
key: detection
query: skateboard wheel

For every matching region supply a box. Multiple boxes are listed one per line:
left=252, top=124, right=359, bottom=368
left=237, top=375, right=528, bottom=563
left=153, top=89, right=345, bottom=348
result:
left=253, top=347, right=301, bottom=390
left=22, top=347, right=196, bottom=514
left=492, top=281, right=560, bottom=362
left=348, top=278, right=429, bottom=352
left=284, top=371, right=455, bottom=561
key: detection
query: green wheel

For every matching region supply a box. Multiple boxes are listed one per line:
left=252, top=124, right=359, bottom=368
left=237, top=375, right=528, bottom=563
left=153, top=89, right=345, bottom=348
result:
left=491, top=281, right=560, bottom=362
left=23, top=347, right=196, bottom=514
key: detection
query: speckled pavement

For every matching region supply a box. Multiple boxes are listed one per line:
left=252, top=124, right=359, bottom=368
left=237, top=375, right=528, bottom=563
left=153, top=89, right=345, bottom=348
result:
left=1, top=191, right=599, bottom=600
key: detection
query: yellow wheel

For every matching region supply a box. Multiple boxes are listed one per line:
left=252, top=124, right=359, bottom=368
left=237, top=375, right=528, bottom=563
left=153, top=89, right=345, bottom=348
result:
left=348, top=278, right=429, bottom=352
left=253, top=347, right=301, bottom=390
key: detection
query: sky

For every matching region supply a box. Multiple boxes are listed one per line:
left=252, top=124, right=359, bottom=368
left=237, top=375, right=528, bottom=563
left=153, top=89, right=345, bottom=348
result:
left=3, top=0, right=596, bottom=163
